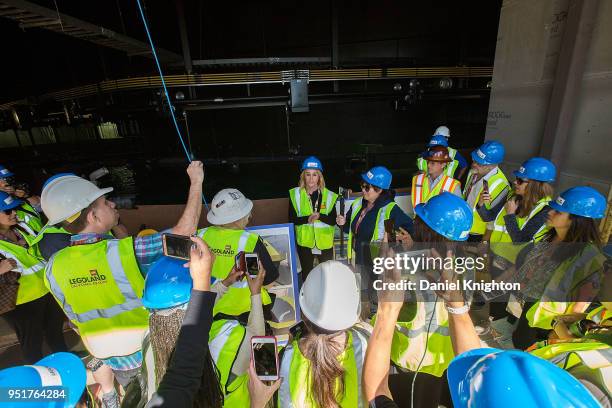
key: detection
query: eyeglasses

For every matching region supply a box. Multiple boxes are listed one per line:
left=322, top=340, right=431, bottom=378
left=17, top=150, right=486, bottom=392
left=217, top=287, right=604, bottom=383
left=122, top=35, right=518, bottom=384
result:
left=515, top=178, right=529, bottom=185
left=360, top=182, right=381, bottom=193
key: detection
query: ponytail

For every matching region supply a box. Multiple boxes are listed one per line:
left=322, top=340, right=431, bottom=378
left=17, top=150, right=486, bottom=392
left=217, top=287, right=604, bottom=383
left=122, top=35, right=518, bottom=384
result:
left=300, top=329, right=347, bottom=407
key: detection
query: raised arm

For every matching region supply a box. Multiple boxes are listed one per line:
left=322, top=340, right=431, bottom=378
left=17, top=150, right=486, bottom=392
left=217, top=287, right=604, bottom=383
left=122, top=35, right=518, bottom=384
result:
left=171, top=161, right=204, bottom=236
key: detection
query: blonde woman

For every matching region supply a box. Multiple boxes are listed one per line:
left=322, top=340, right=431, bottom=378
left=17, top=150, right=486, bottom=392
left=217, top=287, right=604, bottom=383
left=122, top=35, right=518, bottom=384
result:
left=289, top=156, right=338, bottom=279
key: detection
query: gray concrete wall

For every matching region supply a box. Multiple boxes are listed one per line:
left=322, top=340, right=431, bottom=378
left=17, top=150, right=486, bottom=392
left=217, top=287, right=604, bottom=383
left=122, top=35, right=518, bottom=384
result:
left=486, top=0, right=612, bottom=193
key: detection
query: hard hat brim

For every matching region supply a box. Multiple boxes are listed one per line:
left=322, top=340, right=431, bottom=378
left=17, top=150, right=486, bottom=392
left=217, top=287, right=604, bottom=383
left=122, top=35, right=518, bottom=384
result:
left=0, top=171, right=14, bottom=178
left=548, top=199, right=604, bottom=219
left=425, top=156, right=452, bottom=163
left=206, top=198, right=254, bottom=225
left=361, top=172, right=388, bottom=190
left=470, top=150, right=499, bottom=165
left=36, top=352, right=87, bottom=407
left=46, top=187, right=113, bottom=226
left=512, top=170, right=554, bottom=183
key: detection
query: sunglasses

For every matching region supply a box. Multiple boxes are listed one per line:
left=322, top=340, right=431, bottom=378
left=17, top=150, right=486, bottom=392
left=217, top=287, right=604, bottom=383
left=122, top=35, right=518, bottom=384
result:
left=360, top=182, right=381, bottom=193
left=515, top=178, right=529, bottom=185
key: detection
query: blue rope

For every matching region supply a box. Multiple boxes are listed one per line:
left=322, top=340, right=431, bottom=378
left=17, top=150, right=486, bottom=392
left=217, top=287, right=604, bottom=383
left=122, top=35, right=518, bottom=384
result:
left=136, top=0, right=208, bottom=209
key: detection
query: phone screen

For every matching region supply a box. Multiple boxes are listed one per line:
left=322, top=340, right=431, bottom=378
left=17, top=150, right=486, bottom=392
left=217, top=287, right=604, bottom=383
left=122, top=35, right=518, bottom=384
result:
left=482, top=179, right=489, bottom=193
left=384, top=219, right=396, bottom=242
left=253, top=340, right=278, bottom=378
left=163, top=234, right=192, bottom=260
left=245, top=254, right=259, bottom=277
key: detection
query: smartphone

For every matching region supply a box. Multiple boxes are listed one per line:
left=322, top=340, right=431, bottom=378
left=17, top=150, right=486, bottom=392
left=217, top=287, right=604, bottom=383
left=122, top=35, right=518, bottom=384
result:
left=235, top=251, right=246, bottom=272
left=251, top=336, right=279, bottom=381
left=482, top=179, right=489, bottom=195
left=245, top=253, right=259, bottom=277
left=384, top=219, right=396, bottom=243
left=289, top=320, right=305, bottom=340
left=162, top=233, right=192, bottom=261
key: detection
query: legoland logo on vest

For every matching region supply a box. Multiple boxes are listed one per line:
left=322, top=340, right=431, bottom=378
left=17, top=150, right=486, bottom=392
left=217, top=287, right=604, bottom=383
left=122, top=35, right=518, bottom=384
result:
left=211, top=244, right=235, bottom=257
left=69, top=269, right=107, bottom=287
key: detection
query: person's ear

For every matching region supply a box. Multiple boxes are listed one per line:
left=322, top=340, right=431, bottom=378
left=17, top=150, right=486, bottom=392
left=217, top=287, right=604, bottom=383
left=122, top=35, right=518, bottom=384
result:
left=86, top=208, right=98, bottom=226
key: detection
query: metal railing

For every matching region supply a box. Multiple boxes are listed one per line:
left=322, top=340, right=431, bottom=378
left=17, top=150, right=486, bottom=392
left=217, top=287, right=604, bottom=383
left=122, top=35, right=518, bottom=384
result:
left=0, top=66, right=493, bottom=110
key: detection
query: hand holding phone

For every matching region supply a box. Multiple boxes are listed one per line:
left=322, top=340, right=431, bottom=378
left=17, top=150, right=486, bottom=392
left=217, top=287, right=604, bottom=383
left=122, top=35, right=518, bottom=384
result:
left=384, top=219, right=396, bottom=243
left=245, top=258, right=265, bottom=295
left=162, top=233, right=193, bottom=261
left=251, top=336, right=279, bottom=381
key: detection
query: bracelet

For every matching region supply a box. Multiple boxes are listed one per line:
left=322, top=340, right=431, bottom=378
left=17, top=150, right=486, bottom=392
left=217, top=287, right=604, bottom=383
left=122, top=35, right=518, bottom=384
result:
left=445, top=303, right=470, bottom=315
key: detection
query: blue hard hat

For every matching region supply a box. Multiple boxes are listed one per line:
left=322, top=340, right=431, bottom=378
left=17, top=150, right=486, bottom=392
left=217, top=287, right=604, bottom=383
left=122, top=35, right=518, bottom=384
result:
left=513, top=157, right=556, bottom=182
left=549, top=186, right=607, bottom=219
left=143, top=256, right=192, bottom=309
left=0, top=165, right=14, bottom=179
left=361, top=166, right=392, bottom=190
left=448, top=348, right=601, bottom=408
left=414, top=192, right=473, bottom=241
left=427, top=135, right=449, bottom=148
left=42, top=173, right=77, bottom=191
left=471, top=140, right=505, bottom=165
left=0, top=352, right=86, bottom=408
left=301, top=156, right=323, bottom=172
left=0, top=191, right=23, bottom=211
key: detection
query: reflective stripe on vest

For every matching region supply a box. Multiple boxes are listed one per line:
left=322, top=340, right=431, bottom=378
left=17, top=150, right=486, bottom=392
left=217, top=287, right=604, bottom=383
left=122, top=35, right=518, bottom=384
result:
left=490, top=197, right=551, bottom=263
left=278, top=328, right=369, bottom=408
left=532, top=342, right=612, bottom=395
left=46, top=240, right=142, bottom=324
left=390, top=300, right=454, bottom=377
left=464, top=169, right=509, bottom=235
left=209, top=319, right=247, bottom=391
left=347, top=199, right=396, bottom=260
left=411, top=174, right=459, bottom=207
left=45, top=238, right=147, bottom=358
left=527, top=245, right=605, bottom=329
left=0, top=240, right=48, bottom=304
left=289, top=187, right=338, bottom=249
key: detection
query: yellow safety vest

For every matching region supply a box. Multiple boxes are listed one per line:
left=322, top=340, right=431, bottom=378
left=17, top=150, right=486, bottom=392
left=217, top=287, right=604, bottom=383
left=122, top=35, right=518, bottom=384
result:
left=0, top=240, right=48, bottom=305
left=278, top=326, right=370, bottom=408
left=45, top=237, right=149, bottom=359
left=417, top=147, right=460, bottom=177
left=531, top=341, right=612, bottom=395
left=388, top=300, right=454, bottom=377
left=463, top=168, right=509, bottom=235
left=289, top=187, right=338, bottom=250
left=208, top=319, right=250, bottom=407
left=411, top=173, right=460, bottom=208
left=347, top=198, right=396, bottom=260
left=490, top=196, right=551, bottom=263
left=527, top=244, right=606, bottom=329
left=197, top=227, right=272, bottom=317
left=16, top=202, right=43, bottom=236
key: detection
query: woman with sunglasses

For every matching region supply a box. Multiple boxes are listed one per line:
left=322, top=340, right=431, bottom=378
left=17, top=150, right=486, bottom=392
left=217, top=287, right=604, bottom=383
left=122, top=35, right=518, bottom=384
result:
left=336, top=166, right=412, bottom=314
left=508, top=186, right=607, bottom=349
left=0, top=191, right=68, bottom=364
left=289, top=156, right=338, bottom=279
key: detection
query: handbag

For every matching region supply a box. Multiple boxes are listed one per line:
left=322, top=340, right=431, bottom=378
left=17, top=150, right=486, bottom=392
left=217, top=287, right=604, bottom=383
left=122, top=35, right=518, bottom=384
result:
left=0, top=270, right=20, bottom=315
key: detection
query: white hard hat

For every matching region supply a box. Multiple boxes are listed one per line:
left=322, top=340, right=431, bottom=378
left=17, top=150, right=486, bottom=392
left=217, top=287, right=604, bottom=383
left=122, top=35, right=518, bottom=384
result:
left=41, top=174, right=113, bottom=225
left=299, top=261, right=359, bottom=331
left=207, top=188, right=253, bottom=225
left=433, top=125, right=450, bottom=138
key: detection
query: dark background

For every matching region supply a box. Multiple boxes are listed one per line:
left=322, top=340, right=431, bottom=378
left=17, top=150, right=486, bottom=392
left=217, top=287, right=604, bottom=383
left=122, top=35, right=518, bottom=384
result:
left=0, top=0, right=502, bottom=203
